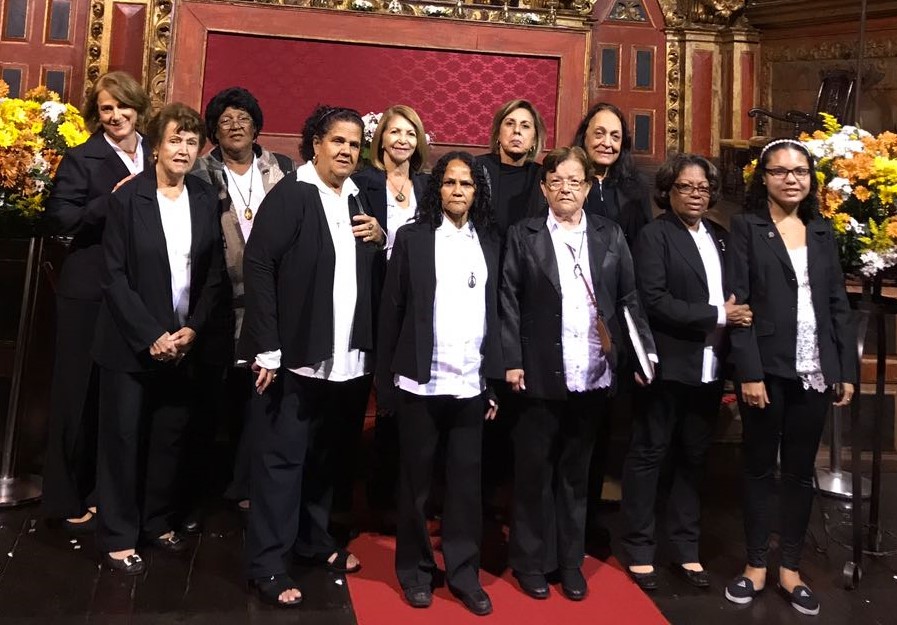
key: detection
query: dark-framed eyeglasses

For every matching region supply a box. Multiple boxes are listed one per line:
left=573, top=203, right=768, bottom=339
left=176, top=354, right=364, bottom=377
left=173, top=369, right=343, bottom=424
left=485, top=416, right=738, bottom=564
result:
left=672, top=182, right=712, bottom=196
left=764, top=166, right=811, bottom=179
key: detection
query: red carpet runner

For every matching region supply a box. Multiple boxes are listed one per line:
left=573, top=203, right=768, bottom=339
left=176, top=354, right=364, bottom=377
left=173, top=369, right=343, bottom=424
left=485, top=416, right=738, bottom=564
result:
left=346, top=533, right=669, bottom=625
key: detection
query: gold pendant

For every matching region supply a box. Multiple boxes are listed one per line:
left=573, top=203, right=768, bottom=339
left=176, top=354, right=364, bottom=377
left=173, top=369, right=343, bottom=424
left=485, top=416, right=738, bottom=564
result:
left=244, top=207, right=253, bottom=220
left=395, top=191, right=406, bottom=203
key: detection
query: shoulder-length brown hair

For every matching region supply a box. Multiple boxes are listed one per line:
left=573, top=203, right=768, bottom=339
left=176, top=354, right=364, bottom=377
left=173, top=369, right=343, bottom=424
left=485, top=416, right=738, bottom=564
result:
left=81, top=71, right=152, bottom=134
left=370, top=105, right=429, bottom=172
left=489, top=99, right=547, bottom=161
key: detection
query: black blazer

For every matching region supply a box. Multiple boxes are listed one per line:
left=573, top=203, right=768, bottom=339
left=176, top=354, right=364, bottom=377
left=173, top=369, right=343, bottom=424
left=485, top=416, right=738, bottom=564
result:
left=91, top=170, right=227, bottom=372
left=584, top=174, right=653, bottom=250
left=375, top=221, right=503, bottom=411
left=634, top=212, right=730, bottom=386
left=727, top=212, right=857, bottom=385
left=44, top=131, right=153, bottom=300
left=476, top=153, right=545, bottom=234
left=351, top=166, right=429, bottom=232
left=238, top=178, right=383, bottom=367
left=501, top=214, right=655, bottom=400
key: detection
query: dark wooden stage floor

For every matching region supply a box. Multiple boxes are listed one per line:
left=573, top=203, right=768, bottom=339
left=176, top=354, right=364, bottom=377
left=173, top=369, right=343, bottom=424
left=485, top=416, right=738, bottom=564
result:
left=0, top=444, right=895, bottom=625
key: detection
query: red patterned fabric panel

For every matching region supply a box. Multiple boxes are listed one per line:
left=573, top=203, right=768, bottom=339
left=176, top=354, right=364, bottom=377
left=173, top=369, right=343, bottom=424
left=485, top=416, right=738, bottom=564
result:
left=202, top=33, right=559, bottom=147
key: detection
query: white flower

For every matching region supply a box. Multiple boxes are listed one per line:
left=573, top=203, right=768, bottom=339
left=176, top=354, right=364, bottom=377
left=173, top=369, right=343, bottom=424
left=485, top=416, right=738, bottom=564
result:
left=520, top=12, right=542, bottom=24
left=860, top=249, right=897, bottom=277
left=846, top=217, right=863, bottom=234
left=828, top=176, right=852, bottom=197
left=31, top=153, right=50, bottom=175
left=41, top=100, right=67, bottom=123
left=422, top=5, right=449, bottom=15
left=351, top=0, right=374, bottom=9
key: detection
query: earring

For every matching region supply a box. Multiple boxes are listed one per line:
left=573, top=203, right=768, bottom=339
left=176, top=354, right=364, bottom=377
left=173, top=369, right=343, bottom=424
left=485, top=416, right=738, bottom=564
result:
left=312, top=155, right=318, bottom=165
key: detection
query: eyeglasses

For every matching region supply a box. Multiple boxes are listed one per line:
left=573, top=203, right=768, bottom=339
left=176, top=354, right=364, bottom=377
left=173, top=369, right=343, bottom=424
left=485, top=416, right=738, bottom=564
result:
left=764, top=167, right=810, bottom=179
left=672, top=182, right=712, bottom=196
left=218, top=116, right=253, bottom=130
left=545, top=178, right=586, bottom=191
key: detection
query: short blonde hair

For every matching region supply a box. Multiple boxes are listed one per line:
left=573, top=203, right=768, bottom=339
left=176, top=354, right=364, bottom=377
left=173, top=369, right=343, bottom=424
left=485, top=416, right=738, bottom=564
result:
left=489, top=99, right=547, bottom=161
left=371, top=105, right=429, bottom=172
left=82, top=71, right=152, bottom=134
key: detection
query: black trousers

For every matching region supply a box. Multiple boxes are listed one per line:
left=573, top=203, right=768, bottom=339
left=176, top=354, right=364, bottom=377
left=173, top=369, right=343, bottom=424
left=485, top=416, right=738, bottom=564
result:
left=395, top=391, right=485, bottom=595
left=620, top=380, right=723, bottom=565
left=42, top=296, right=100, bottom=520
left=510, top=390, right=606, bottom=574
left=245, top=371, right=371, bottom=580
left=96, top=366, right=193, bottom=552
left=223, top=366, right=254, bottom=502
left=739, top=375, right=830, bottom=570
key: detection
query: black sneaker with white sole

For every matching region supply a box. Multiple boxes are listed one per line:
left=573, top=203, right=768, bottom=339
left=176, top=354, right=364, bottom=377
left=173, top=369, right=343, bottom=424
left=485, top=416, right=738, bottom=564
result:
left=781, top=584, right=820, bottom=616
left=724, top=575, right=760, bottom=604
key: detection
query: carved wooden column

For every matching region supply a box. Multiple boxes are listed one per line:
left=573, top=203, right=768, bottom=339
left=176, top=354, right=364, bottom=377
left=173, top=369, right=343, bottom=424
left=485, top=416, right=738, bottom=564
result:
left=83, top=0, right=170, bottom=108
left=719, top=25, right=760, bottom=141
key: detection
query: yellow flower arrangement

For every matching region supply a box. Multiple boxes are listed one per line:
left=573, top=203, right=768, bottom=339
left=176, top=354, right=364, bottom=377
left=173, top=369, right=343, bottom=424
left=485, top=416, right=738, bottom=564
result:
left=744, top=113, right=897, bottom=277
left=0, top=80, right=89, bottom=232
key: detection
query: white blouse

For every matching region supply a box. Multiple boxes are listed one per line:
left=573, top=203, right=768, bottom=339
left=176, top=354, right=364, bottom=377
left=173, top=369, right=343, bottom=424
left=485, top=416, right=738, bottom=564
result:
left=787, top=246, right=827, bottom=392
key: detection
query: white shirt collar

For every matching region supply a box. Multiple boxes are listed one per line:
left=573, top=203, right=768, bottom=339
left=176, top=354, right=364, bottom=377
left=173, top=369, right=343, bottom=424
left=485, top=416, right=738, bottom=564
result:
left=547, top=209, right=587, bottom=234
left=295, top=161, right=358, bottom=198
left=436, top=217, right=475, bottom=237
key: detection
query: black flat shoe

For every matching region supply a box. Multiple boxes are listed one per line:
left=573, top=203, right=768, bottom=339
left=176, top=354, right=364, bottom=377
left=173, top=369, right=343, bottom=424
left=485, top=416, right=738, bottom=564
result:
left=403, top=586, right=432, bottom=608
left=103, top=552, right=145, bottom=576
left=513, top=571, right=550, bottom=599
left=149, top=532, right=189, bottom=553
left=725, top=575, right=761, bottom=604
left=779, top=584, right=820, bottom=616
left=450, top=587, right=492, bottom=616
left=628, top=567, right=658, bottom=591
left=673, top=564, right=710, bottom=588
left=559, top=567, right=588, bottom=601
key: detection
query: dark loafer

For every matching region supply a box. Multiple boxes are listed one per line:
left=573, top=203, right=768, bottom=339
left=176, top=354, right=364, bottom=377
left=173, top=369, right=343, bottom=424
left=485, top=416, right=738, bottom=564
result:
left=559, top=567, right=588, bottom=601
left=725, top=575, right=760, bottom=604
left=450, top=587, right=492, bottom=616
left=628, top=567, right=658, bottom=591
left=403, top=586, right=433, bottom=608
left=673, top=564, right=710, bottom=588
left=779, top=584, right=820, bottom=616
left=103, top=552, right=146, bottom=576
left=150, top=532, right=189, bottom=553
left=513, top=571, right=550, bottom=599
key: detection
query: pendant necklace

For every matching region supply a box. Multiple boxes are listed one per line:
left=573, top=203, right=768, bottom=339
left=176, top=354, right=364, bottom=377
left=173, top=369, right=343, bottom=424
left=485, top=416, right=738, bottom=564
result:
left=468, top=272, right=476, bottom=288
left=389, top=173, right=408, bottom=203
left=226, top=164, right=254, bottom=220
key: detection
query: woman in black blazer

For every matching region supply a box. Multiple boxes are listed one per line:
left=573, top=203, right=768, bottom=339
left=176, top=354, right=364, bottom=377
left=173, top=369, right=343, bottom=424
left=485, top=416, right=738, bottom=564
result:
left=724, top=139, right=856, bottom=616
left=352, top=105, right=430, bottom=259
left=239, top=105, right=385, bottom=608
left=92, top=103, right=225, bottom=575
left=475, top=99, right=547, bottom=234
left=42, top=71, right=152, bottom=532
left=377, top=151, right=500, bottom=615
left=622, top=154, right=752, bottom=591
left=351, top=105, right=429, bottom=522
left=501, top=146, right=654, bottom=602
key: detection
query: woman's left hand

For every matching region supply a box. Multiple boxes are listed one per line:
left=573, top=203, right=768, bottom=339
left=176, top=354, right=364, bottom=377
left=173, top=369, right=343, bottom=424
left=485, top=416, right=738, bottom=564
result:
left=171, top=327, right=197, bottom=359
left=352, top=214, right=385, bottom=245
left=484, top=398, right=498, bottom=421
left=833, top=382, right=855, bottom=407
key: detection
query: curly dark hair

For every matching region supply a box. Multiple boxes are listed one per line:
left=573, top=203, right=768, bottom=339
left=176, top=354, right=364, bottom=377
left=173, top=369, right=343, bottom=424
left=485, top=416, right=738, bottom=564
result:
left=203, top=86, right=264, bottom=146
left=744, top=138, right=819, bottom=223
left=654, top=153, right=721, bottom=211
left=299, top=105, right=364, bottom=162
left=572, top=102, right=639, bottom=184
left=416, top=151, right=494, bottom=232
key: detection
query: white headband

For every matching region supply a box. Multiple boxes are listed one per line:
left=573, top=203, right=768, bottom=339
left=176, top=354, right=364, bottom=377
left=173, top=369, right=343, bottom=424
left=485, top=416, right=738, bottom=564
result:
left=759, top=138, right=811, bottom=161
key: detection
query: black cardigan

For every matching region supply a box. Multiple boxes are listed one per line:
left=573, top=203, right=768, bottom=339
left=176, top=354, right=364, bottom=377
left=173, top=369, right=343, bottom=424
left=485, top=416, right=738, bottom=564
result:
left=375, top=221, right=504, bottom=411
left=238, top=177, right=383, bottom=367
left=351, top=166, right=429, bottom=232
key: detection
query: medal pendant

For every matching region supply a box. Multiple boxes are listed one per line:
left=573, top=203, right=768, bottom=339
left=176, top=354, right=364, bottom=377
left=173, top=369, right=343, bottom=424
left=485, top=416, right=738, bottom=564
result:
left=244, top=207, right=253, bottom=221
left=395, top=191, right=406, bottom=203
left=468, top=272, right=476, bottom=288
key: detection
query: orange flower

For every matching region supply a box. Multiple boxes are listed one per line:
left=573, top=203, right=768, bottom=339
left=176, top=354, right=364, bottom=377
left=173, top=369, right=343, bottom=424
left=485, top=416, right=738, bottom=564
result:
left=854, top=185, right=872, bottom=202
left=0, top=80, right=8, bottom=99
left=24, top=85, right=59, bottom=103
left=887, top=220, right=897, bottom=240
